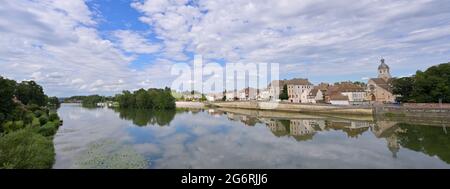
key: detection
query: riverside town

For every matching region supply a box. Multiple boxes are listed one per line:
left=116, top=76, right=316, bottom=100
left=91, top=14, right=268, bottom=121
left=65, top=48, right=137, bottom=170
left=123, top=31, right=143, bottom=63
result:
left=1, top=0, right=450, bottom=187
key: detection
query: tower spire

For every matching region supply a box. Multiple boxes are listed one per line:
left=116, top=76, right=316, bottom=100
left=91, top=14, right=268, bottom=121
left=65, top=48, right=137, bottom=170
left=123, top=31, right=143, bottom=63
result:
left=378, top=58, right=391, bottom=81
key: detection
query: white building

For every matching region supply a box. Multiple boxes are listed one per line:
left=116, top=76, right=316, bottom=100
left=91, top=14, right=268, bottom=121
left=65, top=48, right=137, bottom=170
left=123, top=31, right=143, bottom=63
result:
left=287, top=79, right=313, bottom=103
left=225, top=91, right=237, bottom=101
left=257, top=88, right=271, bottom=101
left=238, top=87, right=258, bottom=101
left=267, top=80, right=283, bottom=101
left=329, top=93, right=350, bottom=105
left=205, top=93, right=223, bottom=101
left=306, top=88, right=324, bottom=104
left=337, top=83, right=367, bottom=105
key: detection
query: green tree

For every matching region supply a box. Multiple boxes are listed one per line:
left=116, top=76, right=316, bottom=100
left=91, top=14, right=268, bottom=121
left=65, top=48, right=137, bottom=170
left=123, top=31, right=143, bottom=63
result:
left=116, top=88, right=175, bottom=109
left=279, top=84, right=288, bottom=100
left=15, top=80, right=47, bottom=106
left=47, top=96, right=61, bottom=108
left=0, top=77, right=17, bottom=123
left=392, top=62, right=450, bottom=103
left=200, top=94, right=207, bottom=102
left=81, top=95, right=104, bottom=107
left=222, top=90, right=227, bottom=101
left=135, top=89, right=150, bottom=109
left=392, top=77, right=415, bottom=102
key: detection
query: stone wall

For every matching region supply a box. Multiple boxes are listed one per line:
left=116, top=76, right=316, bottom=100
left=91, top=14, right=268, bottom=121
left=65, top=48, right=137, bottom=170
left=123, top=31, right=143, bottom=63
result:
left=374, top=105, right=450, bottom=120
left=175, top=101, right=205, bottom=108
left=403, top=103, right=450, bottom=109
left=212, top=101, right=373, bottom=115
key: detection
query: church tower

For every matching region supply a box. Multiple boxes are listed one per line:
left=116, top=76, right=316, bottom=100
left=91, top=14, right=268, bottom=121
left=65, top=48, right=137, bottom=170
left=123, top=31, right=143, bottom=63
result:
left=378, top=58, right=391, bottom=81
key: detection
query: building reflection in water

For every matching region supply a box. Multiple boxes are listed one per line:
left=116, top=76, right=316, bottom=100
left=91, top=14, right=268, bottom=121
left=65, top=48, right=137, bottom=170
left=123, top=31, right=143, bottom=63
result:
left=114, top=107, right=449, bottom=164
left=210, top=108, right=449, bottom=162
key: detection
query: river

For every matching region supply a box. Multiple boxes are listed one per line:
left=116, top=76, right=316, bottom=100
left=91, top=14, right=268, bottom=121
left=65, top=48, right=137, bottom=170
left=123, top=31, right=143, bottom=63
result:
left=53, top=103, right=450, bottom=169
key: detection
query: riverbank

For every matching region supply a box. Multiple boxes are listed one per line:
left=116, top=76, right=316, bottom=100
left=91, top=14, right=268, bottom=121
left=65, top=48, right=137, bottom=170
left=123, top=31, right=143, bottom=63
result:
left=176, top=101, right=206, bottom=108
left=211, top=101, right=373, bottom=115
left=216, top=107, right=375, bottom=122
left=0, top=106, right=62, bottom=169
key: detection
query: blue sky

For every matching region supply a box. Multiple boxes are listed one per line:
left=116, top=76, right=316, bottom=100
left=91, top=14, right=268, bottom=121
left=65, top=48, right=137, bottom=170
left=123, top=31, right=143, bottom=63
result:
left=0, top=0, right=449, bottom=96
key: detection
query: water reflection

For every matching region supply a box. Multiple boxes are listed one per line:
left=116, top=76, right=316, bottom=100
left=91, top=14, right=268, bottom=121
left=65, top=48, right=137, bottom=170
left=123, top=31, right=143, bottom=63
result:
left=54, top=104, right=450, bottom=169
left=397, top=123, right=450, bottom=164
left=113, top=108, right=176, bottom=127
left=209, top=108, right=450, bottom=163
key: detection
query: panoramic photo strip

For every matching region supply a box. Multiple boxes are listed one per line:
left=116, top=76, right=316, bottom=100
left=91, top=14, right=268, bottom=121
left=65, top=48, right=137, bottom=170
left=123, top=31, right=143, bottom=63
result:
left=1, top=0, right=449, bottom=187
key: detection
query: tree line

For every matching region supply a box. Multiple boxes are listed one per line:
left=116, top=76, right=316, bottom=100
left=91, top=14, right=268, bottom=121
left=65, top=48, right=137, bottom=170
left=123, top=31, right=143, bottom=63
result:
left=63, top=95, right=114, bottom=107
left=116, top=87, right=175, bottom=109
left=392, top=62, right=450, bottom=103
left=1, top=76, right=60, bottom=124
left=0, top=76, right=62, bottom=168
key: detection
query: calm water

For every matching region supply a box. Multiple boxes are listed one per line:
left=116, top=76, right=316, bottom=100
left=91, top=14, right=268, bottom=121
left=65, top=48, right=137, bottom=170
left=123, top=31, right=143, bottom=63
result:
left=53, top=103, right=450, bottom=169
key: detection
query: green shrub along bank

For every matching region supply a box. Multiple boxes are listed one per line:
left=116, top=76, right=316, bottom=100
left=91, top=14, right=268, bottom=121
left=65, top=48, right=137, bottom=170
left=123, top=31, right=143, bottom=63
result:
left=0, top=76, right=62, bottom=169
left=0, top=105, right=62, bottom=169
left=0, top=129, right=55, bottom=169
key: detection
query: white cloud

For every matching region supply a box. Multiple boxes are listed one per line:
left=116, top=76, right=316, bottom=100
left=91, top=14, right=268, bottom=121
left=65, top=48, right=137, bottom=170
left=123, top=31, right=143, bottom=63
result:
left=1, top=0, right=450, bottom=96
left=0, top=0, right=173, bottom=96
left=112, top=30, right=161, bottom=54
left=133, top=0, right=450, bottom=80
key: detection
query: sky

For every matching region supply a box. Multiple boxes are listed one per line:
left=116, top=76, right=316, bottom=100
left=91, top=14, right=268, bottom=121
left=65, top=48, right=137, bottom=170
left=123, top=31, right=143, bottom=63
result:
left=1, top=0, right=449, bottom=97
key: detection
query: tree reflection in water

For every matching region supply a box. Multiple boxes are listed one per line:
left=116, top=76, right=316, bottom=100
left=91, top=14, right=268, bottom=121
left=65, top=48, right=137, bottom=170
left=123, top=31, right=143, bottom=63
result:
left=214, top=109, right=450, bottom=163
left=396, top=123, right=450, bottom=164
left=113, top=108, right=176, bottom=127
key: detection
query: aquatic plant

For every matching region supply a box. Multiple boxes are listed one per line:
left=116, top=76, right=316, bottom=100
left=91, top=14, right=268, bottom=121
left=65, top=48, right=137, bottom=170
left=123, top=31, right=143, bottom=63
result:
left=74, top=139, right=148, bottom=169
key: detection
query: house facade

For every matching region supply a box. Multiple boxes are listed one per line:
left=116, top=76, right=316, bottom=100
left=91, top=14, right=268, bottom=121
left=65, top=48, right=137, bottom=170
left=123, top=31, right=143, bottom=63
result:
left=329, top=93, right=350, bottom=105
left=257, top=88, right=271, bottom=101
left=238, top=87, right=258, bottom=101
left=336, top=82, right=367, bottom=105
left=306, top=88, right=324, bottom=104
left=286, top=78, right=313, bottom=103
left=267, top=80, right=284, bottom=101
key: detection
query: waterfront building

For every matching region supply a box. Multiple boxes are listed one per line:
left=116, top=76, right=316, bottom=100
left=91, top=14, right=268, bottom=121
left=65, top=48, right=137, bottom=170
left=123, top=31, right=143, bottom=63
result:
left=257, top=88, right=271, bottom=101
left=238, top=87, right=258, bottom=101
left=306, top=87, right=324, bottom=104
left=329, top=93, right=350, bottom=105
left=286, top=78, right=314, bottom=103
left=336, top=82, right=367, bottom=105
left=367, top=59, right=396, bottom=103
left=267, top=80, right=284, bottom=101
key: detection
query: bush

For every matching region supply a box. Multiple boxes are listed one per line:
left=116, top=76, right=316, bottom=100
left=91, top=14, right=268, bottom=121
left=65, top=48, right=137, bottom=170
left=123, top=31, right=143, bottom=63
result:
left=39, top=116, right=48, bottom=125
left=0, top=129, right=55, bottom=169
left=2, top=121, right=13, bottom=133
left=2, top=121, right=24, bottom=133
left=0, top=113, right=5, bottom=123
left=48, top=113, right=59, bottom=122
left=34, top=110, right=43, bottom=118
left=14, top=121, right=24, bottom=130
left=31, top=117, right=40, bottom=127
left=37, top=122, right=58, bottom=137
left=24, top=112, right=34, bottom=124
left=26, top=104, right=41, bottom=112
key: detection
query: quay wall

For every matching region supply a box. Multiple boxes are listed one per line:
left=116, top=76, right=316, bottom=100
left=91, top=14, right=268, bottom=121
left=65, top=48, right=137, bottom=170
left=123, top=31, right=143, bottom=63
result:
left=176, top=101, right=205, bottom=108
left=211, top=101, right=373, bottom=115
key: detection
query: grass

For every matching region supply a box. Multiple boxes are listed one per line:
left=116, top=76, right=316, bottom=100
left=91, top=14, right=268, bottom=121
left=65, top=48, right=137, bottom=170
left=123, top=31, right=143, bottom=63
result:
left=0, top=128, right=55, bottom=169
left=0, top=106, right=62, bottom=169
